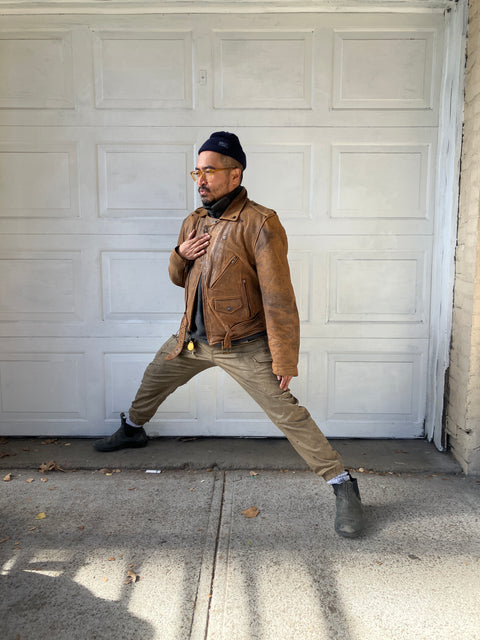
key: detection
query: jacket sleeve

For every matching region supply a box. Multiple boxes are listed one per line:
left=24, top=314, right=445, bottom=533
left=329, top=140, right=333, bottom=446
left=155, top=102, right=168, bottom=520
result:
left=254, top=214, right=300, bottom=377
left=168, top=220, right=193, bottom=288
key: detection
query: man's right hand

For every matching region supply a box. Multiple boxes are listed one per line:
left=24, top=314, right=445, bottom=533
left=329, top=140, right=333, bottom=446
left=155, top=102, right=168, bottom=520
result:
left=178, top=229, right=210, bottom=260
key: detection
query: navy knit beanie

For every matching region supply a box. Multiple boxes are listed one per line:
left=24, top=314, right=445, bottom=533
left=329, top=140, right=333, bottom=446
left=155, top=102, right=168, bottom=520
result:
left=198, top=131, right=247, bottom=170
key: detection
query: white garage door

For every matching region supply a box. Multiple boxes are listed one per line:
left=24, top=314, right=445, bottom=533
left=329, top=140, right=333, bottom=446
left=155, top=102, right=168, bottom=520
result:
left=0, top=9, right=456, bottom=438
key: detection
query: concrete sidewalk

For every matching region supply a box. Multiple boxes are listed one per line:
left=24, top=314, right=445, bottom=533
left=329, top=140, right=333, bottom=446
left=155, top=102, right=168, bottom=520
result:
left=1, top=438, right=479, bottom=640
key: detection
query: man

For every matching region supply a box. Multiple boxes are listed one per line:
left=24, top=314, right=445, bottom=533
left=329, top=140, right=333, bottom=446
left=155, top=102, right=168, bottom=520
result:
left=94, top=131, right=364, bottom=538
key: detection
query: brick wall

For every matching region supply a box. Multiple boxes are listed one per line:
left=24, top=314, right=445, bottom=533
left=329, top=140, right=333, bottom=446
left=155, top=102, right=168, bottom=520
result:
left=446, top=0, right=480, bottom=474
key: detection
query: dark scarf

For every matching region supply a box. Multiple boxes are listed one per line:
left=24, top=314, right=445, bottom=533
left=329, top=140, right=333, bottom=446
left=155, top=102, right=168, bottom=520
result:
left=203, top=185, right=243, bottom=218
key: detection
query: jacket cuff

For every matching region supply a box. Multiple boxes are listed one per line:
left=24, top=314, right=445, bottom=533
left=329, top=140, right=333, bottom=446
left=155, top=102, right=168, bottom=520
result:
left=171, top=247, right=189, bottom=266
left=272, top=365, right=298, bottom=377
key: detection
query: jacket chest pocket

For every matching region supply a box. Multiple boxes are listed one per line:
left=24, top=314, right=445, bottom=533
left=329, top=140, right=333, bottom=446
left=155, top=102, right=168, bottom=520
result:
left=209, top=255, right=239, bottom=288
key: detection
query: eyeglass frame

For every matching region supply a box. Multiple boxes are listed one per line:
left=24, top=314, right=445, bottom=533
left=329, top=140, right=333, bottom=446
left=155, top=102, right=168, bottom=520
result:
left=190, top=167, right=237, bottom=182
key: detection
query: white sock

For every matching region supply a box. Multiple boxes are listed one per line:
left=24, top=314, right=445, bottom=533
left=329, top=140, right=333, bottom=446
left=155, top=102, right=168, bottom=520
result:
left=125, top=415, right=142, bottom=429
left=327, top=471, right=351, bottom=485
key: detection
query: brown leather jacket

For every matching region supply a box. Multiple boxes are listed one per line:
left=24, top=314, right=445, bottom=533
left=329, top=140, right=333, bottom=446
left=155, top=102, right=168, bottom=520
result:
left=167, top=188, right=300, bottom=376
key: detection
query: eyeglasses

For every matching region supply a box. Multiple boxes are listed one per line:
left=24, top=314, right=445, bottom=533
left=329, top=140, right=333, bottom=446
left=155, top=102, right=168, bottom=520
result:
left=190, top=167, right=235, bottom=182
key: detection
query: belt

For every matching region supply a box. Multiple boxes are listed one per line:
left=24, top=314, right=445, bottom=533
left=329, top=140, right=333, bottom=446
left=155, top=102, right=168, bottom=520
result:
left=164, top=315, right=188, bottom=361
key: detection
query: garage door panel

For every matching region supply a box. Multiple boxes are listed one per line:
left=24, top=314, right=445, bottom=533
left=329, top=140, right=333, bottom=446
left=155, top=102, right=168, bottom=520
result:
left=0, top=251, right=83, bottom=323
left=101, top=250, right=185, bottom=322
left=92, top=29, right=193, bottom=110
left=0, top=142, right=79, bottom=219
left=296, top=338, right=427, bottom=438
left=213, top=30, right=313, bottom=110
left=97, top=143, right=195, bottom=219
left=325, top=346, right=427, bottom=438
left=332, top=29, right=436, bottom=110
left=330, top=143, right=431, bottom=221
left=0, top=29, right=75, bottom=110
left=327, top=251, right=428, bottom=325
left=0, top=352, right=87, bottom=423
left=327, top=352, right=425, bottom=419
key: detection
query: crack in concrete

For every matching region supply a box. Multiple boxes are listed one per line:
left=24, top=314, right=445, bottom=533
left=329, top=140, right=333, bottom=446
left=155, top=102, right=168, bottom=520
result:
left=189, top=470, right=226, bottom=640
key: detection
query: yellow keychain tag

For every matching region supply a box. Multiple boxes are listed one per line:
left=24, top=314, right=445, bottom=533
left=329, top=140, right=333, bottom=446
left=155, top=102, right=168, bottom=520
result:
left=187, top=340, right=195, bottom=351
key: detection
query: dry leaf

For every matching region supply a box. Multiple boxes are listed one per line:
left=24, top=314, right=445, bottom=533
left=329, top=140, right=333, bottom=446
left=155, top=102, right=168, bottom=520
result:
left=3, top=473, right=12, bottom=482
left=249, top=471, right=258, bottom=477
left=108, top=557, right=115, bottom=561
left=25, top=478, right=34, bottom=483
left=41, top=439, right=58, bottom=445
left=99, top=468, right=112, bottom=475
left=41, top=478, right=48, bottom=483
left=124, top=569, right=140, bottom=584
left=35, top=512, right=46, bottom=520
left=38, top=460, right=64, bottom=473
left=0, top=536, right=10, bottom=544
left=242, top=506, right=260, bottom=518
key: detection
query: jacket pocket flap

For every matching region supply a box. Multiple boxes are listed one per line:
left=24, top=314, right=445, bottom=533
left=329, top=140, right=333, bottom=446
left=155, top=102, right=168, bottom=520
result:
left=213, top=298, right=243, bottom=314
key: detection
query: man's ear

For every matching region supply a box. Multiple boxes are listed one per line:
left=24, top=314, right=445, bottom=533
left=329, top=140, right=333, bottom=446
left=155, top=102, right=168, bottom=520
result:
left=231, top=167, right=242, bottom=185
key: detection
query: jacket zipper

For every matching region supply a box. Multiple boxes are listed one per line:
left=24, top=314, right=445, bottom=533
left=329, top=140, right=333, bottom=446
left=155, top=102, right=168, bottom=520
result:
left=242, top=279, right=251, bottom=316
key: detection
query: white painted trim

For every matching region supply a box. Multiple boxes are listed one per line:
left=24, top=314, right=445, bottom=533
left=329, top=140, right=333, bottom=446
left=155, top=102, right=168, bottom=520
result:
left=426, top=0, right=467, bottom=449
left=0, top=0, right=457, bottom=15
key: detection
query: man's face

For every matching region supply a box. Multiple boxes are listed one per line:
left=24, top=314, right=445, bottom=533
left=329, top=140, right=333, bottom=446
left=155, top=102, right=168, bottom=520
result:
left=195, top=151, right=241, bottom=205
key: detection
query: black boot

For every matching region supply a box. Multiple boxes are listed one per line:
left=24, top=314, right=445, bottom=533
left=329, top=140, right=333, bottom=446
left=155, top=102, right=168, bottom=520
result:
left=93, top=413, right=148, bottom=452
left=333, top=474, right=365, bottom=538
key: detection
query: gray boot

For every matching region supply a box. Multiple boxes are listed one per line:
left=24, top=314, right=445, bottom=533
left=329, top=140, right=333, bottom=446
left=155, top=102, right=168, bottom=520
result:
left=333, top=474, right=365, bottom=538
left=93, top=413, right=148, bottom=452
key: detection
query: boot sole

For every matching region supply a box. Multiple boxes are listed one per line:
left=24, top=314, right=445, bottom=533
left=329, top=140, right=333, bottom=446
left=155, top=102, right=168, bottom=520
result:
left=93, top=440, right=148, bottom=453
left=335, top=527, right=363, bottom=538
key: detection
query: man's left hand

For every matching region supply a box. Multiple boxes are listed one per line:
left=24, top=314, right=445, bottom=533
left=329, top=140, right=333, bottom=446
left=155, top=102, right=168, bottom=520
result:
left=277, top=375, right=292, bottom=391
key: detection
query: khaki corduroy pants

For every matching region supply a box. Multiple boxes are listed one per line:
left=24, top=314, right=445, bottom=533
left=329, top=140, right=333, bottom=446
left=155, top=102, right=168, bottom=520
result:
left=128, top=335, right=344, bottom=482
